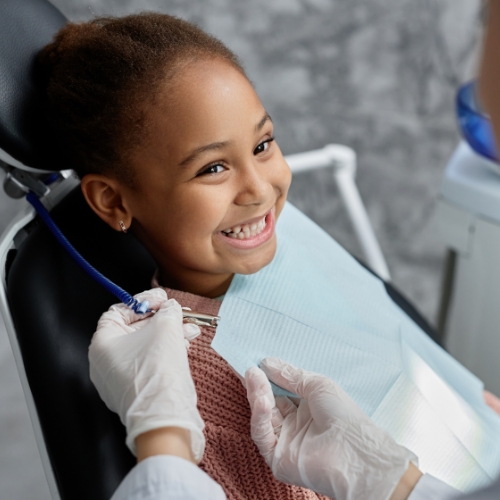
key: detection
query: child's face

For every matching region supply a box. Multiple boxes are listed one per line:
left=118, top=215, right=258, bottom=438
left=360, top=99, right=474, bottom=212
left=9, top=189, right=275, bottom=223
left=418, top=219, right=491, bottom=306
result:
left=116, top=59, right=291, bottom=296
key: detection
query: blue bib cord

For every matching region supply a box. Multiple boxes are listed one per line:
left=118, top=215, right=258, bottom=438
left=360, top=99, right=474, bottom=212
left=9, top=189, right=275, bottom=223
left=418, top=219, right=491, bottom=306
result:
left=26, top=190, right=150, bottom=314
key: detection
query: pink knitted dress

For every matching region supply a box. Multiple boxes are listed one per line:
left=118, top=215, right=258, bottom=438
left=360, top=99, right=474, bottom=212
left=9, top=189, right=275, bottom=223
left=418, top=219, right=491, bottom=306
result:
left=159, top=285, right=500, bottom=499
left=159, top=286, right=328, bottom=500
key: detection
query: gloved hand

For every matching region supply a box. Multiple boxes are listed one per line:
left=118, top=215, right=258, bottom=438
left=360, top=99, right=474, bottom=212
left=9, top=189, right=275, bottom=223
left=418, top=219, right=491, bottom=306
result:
left=246, top=357, right=418, bottom=500
left=89, top=288, right=205, bottom=462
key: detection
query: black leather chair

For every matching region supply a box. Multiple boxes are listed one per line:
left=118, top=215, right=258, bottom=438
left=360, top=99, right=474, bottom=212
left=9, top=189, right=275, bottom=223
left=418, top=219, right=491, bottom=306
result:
left=0, top=1, right=155, bottom=499
left=0, top=1, right=441, bottom=499
left=7, top=188, right=156, bottom=500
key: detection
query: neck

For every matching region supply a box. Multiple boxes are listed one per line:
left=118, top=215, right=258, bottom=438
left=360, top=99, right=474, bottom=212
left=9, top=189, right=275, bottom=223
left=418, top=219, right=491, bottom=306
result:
left=157, top=267, right=234, bottom=298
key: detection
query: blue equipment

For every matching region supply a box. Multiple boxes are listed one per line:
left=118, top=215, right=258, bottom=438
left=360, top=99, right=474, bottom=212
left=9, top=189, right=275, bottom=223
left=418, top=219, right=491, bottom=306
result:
left=457, top=81, right=499, bottom=163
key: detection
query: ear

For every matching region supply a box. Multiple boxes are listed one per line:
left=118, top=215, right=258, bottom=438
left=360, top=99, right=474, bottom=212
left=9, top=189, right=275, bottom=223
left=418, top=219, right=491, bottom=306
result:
left=80, top=174, right=132, bottom=232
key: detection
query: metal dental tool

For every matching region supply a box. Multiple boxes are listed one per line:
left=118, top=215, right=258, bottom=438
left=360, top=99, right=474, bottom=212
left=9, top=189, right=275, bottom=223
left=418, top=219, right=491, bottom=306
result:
left=148, top=307, right=220, bottom=327
left=182, top=309, right=220, bottom=328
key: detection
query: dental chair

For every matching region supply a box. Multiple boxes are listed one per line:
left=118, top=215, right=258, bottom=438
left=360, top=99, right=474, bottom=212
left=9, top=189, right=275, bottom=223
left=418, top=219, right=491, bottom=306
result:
left=0, top=1, right=440, bottom=499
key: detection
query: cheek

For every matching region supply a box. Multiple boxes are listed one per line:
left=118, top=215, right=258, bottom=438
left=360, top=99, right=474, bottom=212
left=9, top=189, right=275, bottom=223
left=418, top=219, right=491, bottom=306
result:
left=271, top=147, right=292, bottom=187
left=282, top=164, right=292, bottom=191
left=273, top=159, right=292, bottom=202
left=156, top=191, right=229, bottom=247
left=131, top=187, right=221, bottom=248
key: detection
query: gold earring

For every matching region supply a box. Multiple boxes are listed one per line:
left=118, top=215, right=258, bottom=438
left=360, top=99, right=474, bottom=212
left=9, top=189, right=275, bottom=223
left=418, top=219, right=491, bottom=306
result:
left=119, top=221, right=127, bottom=233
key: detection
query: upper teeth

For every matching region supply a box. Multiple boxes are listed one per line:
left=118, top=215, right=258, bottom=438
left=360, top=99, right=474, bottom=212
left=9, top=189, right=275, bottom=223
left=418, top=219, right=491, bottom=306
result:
left=222, top=217, right=266, bottom=239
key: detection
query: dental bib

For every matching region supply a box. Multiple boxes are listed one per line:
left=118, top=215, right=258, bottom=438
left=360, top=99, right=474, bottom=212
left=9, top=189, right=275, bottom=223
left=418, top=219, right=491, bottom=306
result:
left=213, top=202, right=500, bottom=492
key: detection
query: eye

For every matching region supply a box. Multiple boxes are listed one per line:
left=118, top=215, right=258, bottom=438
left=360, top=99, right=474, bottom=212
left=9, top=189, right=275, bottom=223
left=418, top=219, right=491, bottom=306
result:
left=254, top=137, right=275, bottom=155
left=197, top=163, right=226, bottom=176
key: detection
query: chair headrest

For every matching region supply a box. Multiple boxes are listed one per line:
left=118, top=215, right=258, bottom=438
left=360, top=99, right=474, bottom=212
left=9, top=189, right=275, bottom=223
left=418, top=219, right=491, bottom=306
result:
left=0, top=0, right=66, bottom=171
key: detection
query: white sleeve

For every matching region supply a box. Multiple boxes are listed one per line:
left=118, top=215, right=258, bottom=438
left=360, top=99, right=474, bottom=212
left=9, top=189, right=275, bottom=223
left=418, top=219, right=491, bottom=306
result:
left=408, top=474, right=461, bottom=500
left=110, top=455, right=227, bottom=500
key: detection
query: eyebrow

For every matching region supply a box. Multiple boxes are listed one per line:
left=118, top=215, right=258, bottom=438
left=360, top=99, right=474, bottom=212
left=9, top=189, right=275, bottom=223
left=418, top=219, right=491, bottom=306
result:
left=179, top=141, right=230, bottom=168
left=255, top=112, right=272, bottom=132
left=178, top=112, right=273, bottom=168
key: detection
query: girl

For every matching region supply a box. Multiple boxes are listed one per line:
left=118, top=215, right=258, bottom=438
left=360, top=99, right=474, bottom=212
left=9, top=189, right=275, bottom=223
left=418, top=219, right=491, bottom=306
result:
left=39, top=12, right=323, bottom=500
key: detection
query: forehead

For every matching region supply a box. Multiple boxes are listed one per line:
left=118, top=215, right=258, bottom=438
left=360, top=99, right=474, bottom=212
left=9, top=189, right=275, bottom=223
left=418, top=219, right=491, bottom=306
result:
left=146, top=59, right=266, bottom=157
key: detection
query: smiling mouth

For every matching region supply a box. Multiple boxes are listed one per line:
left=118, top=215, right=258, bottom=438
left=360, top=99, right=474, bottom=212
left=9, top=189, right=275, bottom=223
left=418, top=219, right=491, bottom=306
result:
left=220, top=215, right=267, bottom=240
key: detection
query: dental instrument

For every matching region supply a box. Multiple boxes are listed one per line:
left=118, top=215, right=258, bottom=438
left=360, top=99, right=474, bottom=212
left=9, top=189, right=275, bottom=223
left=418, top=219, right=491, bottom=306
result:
left=181, top=309, right=220, bottom=327
left=26, top=190, right=152, bottom=314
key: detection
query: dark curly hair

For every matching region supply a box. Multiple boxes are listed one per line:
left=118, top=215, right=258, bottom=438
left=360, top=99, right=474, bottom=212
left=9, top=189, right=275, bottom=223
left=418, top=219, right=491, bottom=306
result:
left=37, top=13, right=245, bottom=183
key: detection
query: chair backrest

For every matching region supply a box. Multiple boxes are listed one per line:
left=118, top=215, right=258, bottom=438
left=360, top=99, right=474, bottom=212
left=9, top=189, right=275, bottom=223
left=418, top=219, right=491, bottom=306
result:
left=6, top=186, right=157, bottom=499
left=0, top=1, right=158, bottom=498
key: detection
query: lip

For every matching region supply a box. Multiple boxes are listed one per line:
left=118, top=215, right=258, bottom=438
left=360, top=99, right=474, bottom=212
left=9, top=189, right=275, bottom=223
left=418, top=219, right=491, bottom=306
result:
left=222, top=210, right=271, bottom=230
left=217, top=207, right=275, bottom=250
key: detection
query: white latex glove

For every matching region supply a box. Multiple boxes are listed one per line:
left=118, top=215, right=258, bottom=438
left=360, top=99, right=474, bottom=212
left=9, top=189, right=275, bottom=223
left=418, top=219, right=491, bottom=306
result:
left=246, top=357, right=418, bottom=500
left=89, top=288, right=205, bottom=462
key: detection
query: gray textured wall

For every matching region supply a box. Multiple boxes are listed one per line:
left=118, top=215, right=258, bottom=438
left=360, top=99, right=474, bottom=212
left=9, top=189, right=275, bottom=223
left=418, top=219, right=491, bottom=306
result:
left=0, top=1, right=482, bottom=498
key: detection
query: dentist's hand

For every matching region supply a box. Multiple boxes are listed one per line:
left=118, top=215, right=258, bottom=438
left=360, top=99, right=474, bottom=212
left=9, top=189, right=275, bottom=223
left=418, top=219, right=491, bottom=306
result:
left=89, top=288, right=205, bottom=463
left=246, top=358, right=421, bottom=500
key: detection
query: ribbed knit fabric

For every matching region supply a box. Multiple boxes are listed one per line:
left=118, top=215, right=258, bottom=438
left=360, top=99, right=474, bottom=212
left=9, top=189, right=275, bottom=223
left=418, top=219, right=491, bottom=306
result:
left=153, top=280, right=500, bottom=499
left=155, top=284, right=328, bottom=500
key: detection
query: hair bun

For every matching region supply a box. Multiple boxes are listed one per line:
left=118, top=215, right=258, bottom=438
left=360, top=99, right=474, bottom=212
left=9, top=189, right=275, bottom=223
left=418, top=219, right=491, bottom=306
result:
left=37, top=22, right=96, bottom=84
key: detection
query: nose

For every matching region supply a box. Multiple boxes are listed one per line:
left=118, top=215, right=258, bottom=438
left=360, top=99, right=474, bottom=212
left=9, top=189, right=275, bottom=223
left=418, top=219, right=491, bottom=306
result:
left=233, top=160, right=272, bottom=207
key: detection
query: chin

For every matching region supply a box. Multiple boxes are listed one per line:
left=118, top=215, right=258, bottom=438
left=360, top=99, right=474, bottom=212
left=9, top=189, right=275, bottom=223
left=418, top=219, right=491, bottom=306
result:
left=233, top=243, right=277, bottom=275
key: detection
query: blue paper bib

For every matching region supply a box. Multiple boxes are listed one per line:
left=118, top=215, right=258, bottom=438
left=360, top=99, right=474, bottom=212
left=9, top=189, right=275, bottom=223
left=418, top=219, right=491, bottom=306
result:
left=213, top=202, right=500, bottom=491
